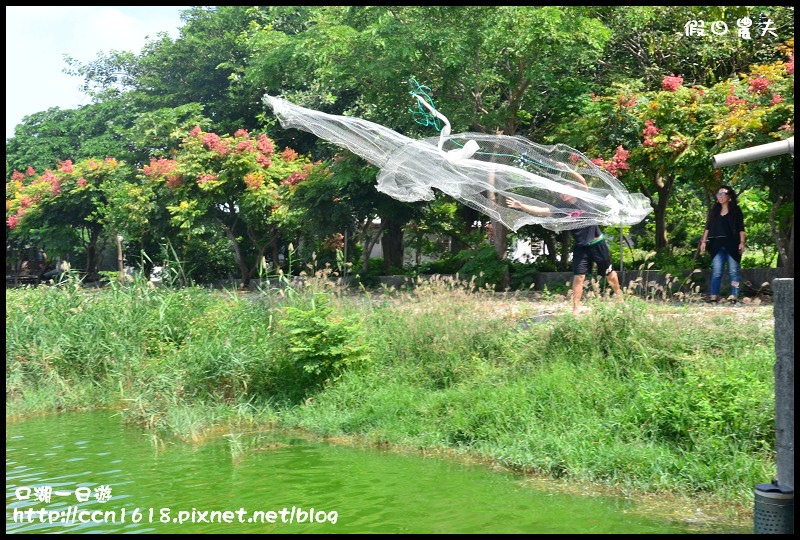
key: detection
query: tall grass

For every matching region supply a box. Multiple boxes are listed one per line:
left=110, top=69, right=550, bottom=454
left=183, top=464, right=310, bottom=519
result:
left=6, top=273, right=776, bottom=517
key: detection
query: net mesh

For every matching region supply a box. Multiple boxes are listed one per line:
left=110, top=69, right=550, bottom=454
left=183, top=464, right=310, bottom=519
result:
left=264, top=94, right=652, bottom=232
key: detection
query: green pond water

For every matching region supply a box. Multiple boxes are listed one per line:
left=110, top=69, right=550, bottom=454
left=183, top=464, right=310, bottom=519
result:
left=6, top=411, right=749, bottom=534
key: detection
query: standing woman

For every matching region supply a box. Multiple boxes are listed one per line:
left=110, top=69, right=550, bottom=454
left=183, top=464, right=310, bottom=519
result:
left=699, top=185, right=746, bottom=303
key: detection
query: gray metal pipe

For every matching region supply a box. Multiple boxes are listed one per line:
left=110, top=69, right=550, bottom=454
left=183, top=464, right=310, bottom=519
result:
left=712, top=136, right=794, bottom=168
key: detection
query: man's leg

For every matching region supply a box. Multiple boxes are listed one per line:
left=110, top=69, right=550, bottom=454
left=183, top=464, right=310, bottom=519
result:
left=606, top=270, right=624, bottom=301
left=571, top=246, right=590, bottom=314
left=594, top=242, right=623, bottom=302
left=572, top=274, right=586, bottom=314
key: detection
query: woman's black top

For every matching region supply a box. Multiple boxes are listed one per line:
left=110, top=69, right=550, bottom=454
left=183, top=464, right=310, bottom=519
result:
left=705, top=207, right=745, bottom=263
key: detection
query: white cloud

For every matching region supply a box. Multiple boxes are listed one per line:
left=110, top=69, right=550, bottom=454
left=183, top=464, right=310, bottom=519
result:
left=5, top=6, right=187, bottom=139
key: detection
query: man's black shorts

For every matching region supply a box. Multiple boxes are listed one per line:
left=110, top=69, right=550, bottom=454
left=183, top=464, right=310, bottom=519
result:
left=572, top=241, right=614, bottom=276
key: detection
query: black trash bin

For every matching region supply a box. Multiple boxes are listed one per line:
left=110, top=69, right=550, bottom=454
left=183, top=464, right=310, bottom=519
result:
left=754, top=482, right=794, bottom=534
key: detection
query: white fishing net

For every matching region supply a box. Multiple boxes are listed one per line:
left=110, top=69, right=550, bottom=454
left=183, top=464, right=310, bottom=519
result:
left=264, top=94, right=652, bottom=233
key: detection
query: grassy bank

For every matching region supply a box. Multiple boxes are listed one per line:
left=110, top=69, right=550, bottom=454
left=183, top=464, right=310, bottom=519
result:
left=6, top=274, right=776, bottom=525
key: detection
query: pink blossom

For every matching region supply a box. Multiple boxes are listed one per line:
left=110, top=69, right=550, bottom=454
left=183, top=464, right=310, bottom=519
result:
left=197, top=173, right=218, bottom=185
left=50, top=179, right=61, bottom=196
left=669, top=138, right=688, bottom=153
left=257, top=134, right=274, bottom=155
left=244, top=173, right=264, bottom=190
left=105, top=157, right=118, bottom=167
left=642, top=120, right=661, bottom=146
left=748, top=77, right=770, bottom=94
left=610, top=145, right=630, bottom=173
left=770, top=93, right=783, bottom=105
left=26, top=166, right=36, bottom=177
left=11, top=170, right=24, bottom=181
left=212, top=139, right=232, bottom=157
left=786, top=55, right=794, bottom=75
left=618, top=94, right=637, bottom=108
left=189, top=126, right=202, bottom=137
left=642, top=120, right=661, bottom=138
left=202, top=132, right=221, bottom=150
left=236, top=140, right=254, bottom=153
left=40, top=170, right=57, bottom=185
left=143, top=157, right=179, bottom=177
left=234, top=129, right=249, bottom=138
left=592, top=146, right=630, bottom=177
left=256, top=154, right=272, bottom=168
left=281, top=170, right=307, bottom=186
left=7, top=215, right=18, bottom=229
left=590, top=157, right=607, bottom=168
left=77, top=177, right=87, bottom=187
left=58, top=159, right=74, bottom=173
left=725, top=93, right=747, bottom=109
left=280, top=147, right=299, bottom=162
left=661, top=74, right=683, bottom=92
left=165, top=175, right=183, bottom=190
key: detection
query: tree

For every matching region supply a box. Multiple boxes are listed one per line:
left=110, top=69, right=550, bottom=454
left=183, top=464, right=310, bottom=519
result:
left=141, top=127, right=320, bottom=287
left=243, top=6, right=614, bottom=279
left=7, top=157, right=136, bottom=276
left=707, top=42, right=794, bottom=275
left=6, top=98, right=141, bottom=174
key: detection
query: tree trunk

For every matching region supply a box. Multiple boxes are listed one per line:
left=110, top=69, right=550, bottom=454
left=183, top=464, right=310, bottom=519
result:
left=270, top=235, right=280, bottom=274
left=222, top=224, right=250, bottom=288
left=487, top=169, right=510, bottom=289
left=359, top=218, right=385, bottom=272
left=84, top=227, right=101, bottom=278
left=653, top=173, right=674, bottom=250
left=381, top=217, right=404, bottom=273
left=770, top=197, right=794, bottom=277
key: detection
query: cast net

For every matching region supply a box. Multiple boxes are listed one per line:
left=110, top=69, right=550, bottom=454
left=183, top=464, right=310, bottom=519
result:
left=264, top=89, right=652, bottom=233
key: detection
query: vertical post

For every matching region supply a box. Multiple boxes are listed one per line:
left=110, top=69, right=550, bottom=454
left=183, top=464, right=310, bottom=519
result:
left=619, top=224, right=624, bottom=274
left=116, top=234, right=124, bottom=284
left=343, top=229, right=348, bottom=283
left=773, top=278, right=794, bottom=492
left=754, top=278, right=794, bottom=533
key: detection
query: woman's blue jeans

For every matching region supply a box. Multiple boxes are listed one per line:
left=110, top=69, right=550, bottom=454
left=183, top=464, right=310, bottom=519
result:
left=710, top=246, right=740, bottom=298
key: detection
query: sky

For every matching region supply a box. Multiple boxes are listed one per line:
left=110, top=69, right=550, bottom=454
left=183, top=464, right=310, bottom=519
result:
left=6, top=6, right=189, bottom=139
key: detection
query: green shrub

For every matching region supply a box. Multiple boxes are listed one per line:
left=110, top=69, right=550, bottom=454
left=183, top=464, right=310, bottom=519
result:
left=454, top=245, right=510, bottom=290
left=509, top=260, right=538, bottom=290
left=275, top=293, right=369, bottom=402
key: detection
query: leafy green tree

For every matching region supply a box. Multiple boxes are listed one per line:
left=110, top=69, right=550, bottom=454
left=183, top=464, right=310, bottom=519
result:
left=7, top=157, right=135, bottom=275
left=141, top=127, right=319, bottom=287
left=244, top=6, right=614, bottom=276
left=707, top=42, right=794, bottom=274
left=587, top=6, right=792, bottom=89
left=6, top=98, right=141, bottom=174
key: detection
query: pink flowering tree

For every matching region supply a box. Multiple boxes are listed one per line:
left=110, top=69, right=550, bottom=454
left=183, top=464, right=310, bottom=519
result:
left=6, top=157, right=136, bottom=275
left=629, top=74, right=726, bottom=250
left=553, top=75, right=726, bottom=251
left=555, top=42, right=793, bottom=267
left=708, top=44, right=794, bottom=275
left=141, top=127, right=320, bottom=287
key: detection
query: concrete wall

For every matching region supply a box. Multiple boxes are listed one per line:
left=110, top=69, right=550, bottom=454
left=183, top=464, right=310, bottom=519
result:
left=535, top=268, right=785, bottom=296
